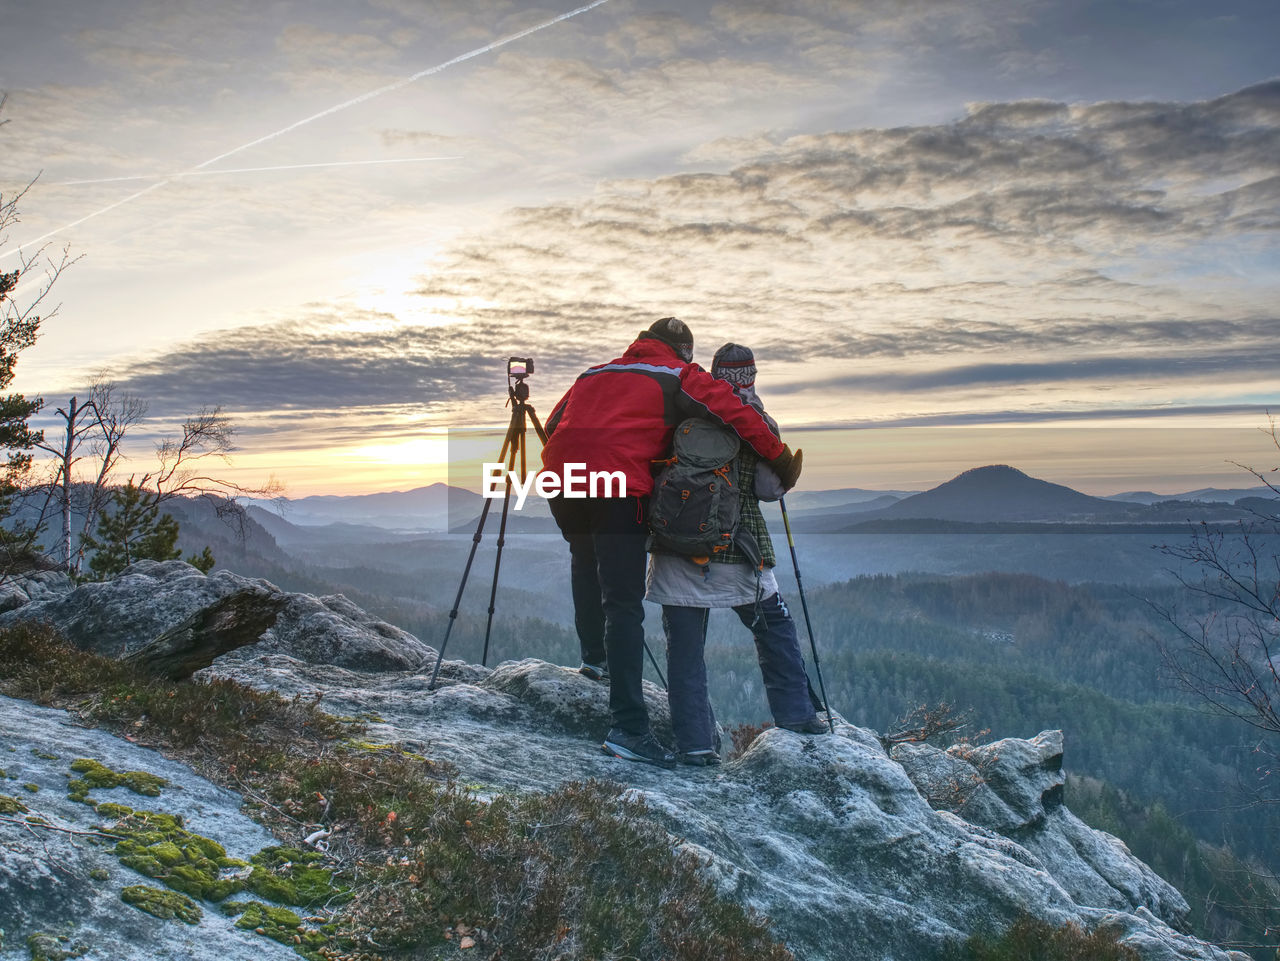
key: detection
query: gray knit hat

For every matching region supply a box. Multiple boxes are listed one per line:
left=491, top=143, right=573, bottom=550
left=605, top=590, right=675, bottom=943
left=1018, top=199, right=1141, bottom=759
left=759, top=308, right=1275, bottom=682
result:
left=641, top=317, right=694, bottom=361
left=712, top=342, right=756, bottom=388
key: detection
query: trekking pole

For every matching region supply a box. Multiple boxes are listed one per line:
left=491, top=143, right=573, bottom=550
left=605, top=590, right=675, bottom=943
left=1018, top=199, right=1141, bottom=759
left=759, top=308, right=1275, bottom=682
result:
left=779, top=495, right=835, bottom=732
left=643, top=638, right=668, bottom=689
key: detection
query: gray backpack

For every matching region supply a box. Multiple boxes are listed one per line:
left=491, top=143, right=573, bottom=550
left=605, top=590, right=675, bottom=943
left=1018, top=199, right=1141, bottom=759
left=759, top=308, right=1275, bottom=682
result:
left=649, top=418, right=758, bottom=563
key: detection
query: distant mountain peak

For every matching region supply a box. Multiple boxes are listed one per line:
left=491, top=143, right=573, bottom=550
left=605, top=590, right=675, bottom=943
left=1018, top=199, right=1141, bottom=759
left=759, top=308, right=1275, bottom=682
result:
left=963, top=463, right=1020, bottom=474
left=951, top=464, right=1029, bottom=481
left=874, top=464, right=1125, bottom=522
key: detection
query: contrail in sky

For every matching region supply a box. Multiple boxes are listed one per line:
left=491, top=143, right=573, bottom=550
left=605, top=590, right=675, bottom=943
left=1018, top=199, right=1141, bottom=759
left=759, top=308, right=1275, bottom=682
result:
left=55, top=156, right=464, bottom=187
left=3, top=0, right=613, bottom=260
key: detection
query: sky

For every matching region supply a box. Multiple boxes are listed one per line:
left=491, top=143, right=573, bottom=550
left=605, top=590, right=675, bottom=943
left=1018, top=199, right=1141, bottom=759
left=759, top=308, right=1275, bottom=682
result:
left=1, top=0, right=1278, bottom=497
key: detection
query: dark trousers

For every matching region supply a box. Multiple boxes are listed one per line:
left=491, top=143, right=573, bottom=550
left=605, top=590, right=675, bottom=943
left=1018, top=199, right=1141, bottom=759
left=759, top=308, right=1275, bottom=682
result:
left=549, top=494, right=651, bottom=735
left=664, top=592, right=815, bottom=752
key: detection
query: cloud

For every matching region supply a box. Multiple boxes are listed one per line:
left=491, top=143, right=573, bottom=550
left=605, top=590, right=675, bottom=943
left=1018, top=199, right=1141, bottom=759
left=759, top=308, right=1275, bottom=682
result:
left=19, top=4, right=1279, bottom=451
left=789, top=403, right=1279, bottom=429
left=103, top=301, right=659, bottom=431
left=777, top=346, right=1280, bottom=394
left=604, top=12, right=715, bottom=62
left=359, top=81, right=1278, bottom=423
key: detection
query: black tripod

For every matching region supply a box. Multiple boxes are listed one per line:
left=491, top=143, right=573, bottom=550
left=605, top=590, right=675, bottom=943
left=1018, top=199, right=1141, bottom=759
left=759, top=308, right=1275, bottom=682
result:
left=428, top=358, right=547, bottom=689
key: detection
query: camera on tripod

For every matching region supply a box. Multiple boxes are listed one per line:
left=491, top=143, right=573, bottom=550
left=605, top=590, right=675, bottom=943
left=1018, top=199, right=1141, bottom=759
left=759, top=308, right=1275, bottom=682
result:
left=508, top=357, right=534, bottom=401
left=431, top=355, right=547, bottom=688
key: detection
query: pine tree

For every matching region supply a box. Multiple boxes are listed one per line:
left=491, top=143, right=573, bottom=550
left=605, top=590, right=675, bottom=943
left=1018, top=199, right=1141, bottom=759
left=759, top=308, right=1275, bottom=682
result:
left=83, top=482, right=182, bottom=579
left=185, top=545, right=216, bottom=574
left=0, top=266, right=45, bottom=572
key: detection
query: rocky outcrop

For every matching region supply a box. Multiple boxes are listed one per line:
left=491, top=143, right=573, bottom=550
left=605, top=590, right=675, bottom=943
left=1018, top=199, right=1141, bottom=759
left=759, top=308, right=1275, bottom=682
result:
left=0, top=570, right=1253, bottom=961
left=0, top=570, right=72, bottom=615
left=0, top=560, right=431, bottom=670
left=122, top=587, right=290, bottom=680
left=892, top=734, right=1192, bottom=926
left=204, top=654, right=1247, bottom=961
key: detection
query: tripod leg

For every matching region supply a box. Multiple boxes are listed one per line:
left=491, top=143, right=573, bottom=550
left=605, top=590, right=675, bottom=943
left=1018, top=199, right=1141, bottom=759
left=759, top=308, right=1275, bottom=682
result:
left=524, top=403, right=549, bottom=447
left=481, top=412, right=522, bottom=666
left=429, top=428, right=513, bottom=690
left=429, top=497, right=493, bottom=689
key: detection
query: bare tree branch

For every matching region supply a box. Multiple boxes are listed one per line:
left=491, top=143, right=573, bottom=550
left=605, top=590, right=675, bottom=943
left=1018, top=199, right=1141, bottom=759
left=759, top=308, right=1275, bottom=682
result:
left=135, top=405, right=283, bottom=536
left=74, top=377, right=146, bottom=574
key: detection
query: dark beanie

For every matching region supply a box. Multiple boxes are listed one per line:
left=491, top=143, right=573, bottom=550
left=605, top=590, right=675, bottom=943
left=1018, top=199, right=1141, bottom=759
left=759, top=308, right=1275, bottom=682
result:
left=641, top=317, right=694, bottom=360
left=712, top=342, right=756, bottom=388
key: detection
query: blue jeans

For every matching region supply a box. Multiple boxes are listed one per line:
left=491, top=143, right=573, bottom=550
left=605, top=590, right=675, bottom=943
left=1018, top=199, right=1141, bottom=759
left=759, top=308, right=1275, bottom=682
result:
left=664, top=591, right=817, bottom=753
left=550, top=494, right=651, bottom=735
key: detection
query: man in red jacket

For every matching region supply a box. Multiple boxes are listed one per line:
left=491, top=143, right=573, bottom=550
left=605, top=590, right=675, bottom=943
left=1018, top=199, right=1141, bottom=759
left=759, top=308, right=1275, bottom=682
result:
left=543, top=317, right=802, bottom=767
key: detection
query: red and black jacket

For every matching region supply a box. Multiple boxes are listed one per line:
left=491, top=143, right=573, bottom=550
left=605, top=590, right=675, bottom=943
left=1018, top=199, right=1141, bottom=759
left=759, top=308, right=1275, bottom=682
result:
left=542, top=337, right=785, bottom=497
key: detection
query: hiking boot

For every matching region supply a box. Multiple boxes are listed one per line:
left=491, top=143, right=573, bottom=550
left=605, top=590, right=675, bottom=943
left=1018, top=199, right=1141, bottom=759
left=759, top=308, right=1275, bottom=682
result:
left=676, top=749, right=721, bottom=767
left=578, top=661, right=609, bottom=682
left=601, top=729, right=676, bottom=769
left=779, top=716, right=830, bottom=735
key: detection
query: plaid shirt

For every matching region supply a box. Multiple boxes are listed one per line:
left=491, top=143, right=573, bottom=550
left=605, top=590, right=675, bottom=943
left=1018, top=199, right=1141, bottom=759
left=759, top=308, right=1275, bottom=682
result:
left=710, top=448, right=777, bottom=569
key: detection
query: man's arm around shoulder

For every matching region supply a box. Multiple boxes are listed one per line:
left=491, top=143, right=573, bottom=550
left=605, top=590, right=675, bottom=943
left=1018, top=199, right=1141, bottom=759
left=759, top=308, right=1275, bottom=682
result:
left=676, top=365, right=785, bottom=460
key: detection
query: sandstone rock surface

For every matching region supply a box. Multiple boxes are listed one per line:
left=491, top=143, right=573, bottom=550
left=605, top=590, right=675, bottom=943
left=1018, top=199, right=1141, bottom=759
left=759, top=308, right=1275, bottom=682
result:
left=0, top=559, right=432, bottom=670
left=0, top=568, right=1253, bottom=961
left=0, top=695, right=295, bottom=961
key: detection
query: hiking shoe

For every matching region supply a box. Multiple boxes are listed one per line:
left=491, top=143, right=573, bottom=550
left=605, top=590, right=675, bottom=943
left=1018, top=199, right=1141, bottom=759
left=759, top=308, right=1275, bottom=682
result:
left=779, top=716, right=830, bottom=735
left=578, top=661, right=609, bottom=682
left=601, top=729, right=676, bottom=768
left=676, top=749, right=721, bottom=767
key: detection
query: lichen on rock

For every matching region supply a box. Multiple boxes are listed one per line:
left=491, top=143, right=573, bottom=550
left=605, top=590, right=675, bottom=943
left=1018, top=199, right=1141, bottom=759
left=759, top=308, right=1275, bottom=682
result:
left=25, top=932, right=88, bottom=961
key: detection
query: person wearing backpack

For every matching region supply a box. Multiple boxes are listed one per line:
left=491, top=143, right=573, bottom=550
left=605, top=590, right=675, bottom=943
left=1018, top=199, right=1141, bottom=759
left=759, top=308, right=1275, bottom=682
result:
left=646, top=342, right=826, bottom=767
left=542, top=319, right=803, bottom=769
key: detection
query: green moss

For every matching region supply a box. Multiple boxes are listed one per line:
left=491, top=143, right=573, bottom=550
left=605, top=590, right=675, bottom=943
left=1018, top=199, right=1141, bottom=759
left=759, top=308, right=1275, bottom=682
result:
left=30, top=749, right=58, bottom=761
left=121, top=884, right=203, bottom=924
left=245, top=846, right=348, bottom=907
left=88, top=867, right=110, bottom=882
left=25, top=932, right=87, bottom=961
left=99, top=806, right=246, bottom=903
left=124, top=771, right=167, bottom=796
left=149, top=841, right=185, bottom=866
left=23, top=782, right=38, bottom=793
left=68, top=758, right=167, bottom=797
left=235, top=902, right=329, bottom=960
left=0, top=793, right=27, bottom=814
